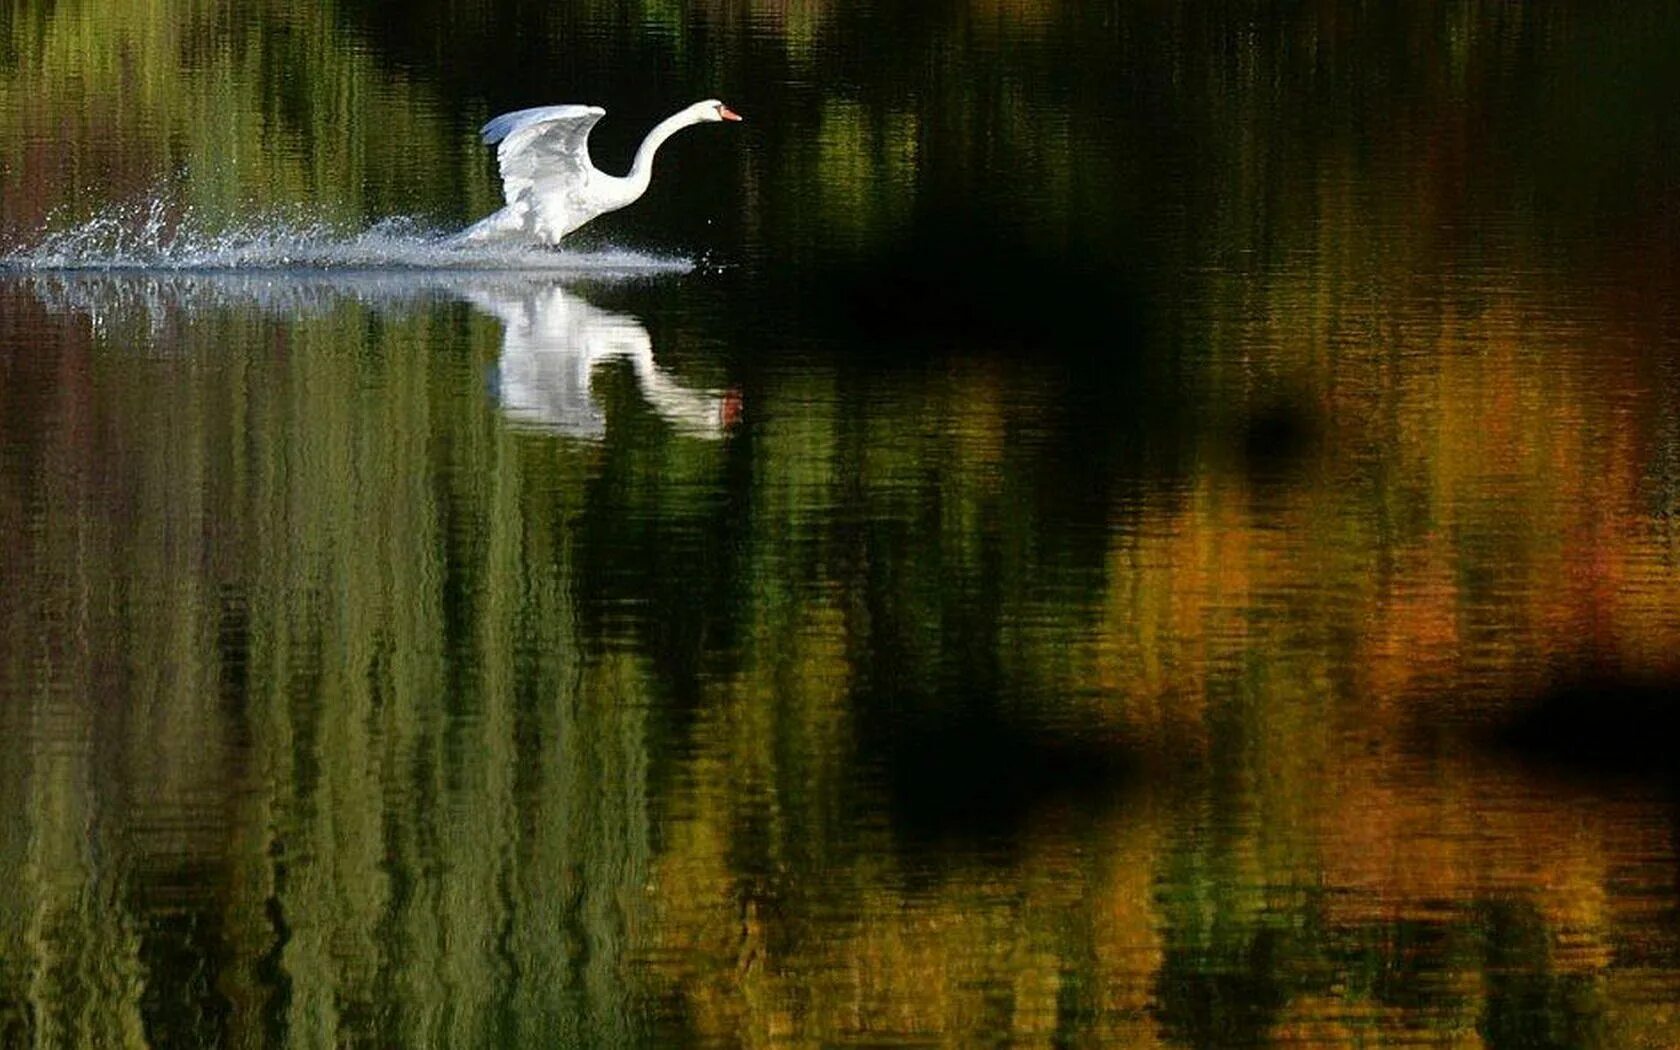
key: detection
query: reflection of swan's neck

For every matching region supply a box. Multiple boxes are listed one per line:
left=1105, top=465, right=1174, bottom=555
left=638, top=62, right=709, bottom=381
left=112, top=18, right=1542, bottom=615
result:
left=590, top=335, right=728, bottom=436
left=626, top=110, right=703, bottom=198
left=626, top=356, right=731, bottom=437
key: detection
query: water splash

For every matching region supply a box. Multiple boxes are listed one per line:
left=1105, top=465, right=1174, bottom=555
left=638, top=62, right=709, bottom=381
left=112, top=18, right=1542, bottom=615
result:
left=14, top=269, right=546, bottom=328
left=1, top=195, right=691, bottom=275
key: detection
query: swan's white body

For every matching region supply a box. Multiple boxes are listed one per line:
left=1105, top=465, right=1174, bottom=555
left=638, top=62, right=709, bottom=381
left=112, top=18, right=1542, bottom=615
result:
left=458, top=99, right=741, bottom=245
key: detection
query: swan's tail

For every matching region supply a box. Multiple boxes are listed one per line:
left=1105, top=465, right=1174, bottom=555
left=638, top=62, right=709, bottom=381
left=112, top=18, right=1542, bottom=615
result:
left=446, top=205, right=527, bottom=247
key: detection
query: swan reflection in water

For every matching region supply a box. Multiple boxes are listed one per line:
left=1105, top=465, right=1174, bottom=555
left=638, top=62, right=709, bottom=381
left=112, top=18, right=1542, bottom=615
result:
left=467, top=283, right=741, bottom=439
left=11, top=270, right=740, bottom=440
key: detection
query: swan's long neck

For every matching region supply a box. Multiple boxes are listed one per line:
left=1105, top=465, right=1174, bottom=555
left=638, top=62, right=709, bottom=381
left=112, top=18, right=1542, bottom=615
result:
left=625, top=108, right=703, bottom=198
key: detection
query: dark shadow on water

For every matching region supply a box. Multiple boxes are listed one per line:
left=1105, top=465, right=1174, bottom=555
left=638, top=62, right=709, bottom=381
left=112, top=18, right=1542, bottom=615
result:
left=1482, top=669, right=1680, bottom=790
left=857, top=698, right=1137, bottom=861
left=824, top=214, right=1149, bottom=356
left=1238, top=396, right=1321, bottom=486
left=1224, top=393, right=1325, bottom=520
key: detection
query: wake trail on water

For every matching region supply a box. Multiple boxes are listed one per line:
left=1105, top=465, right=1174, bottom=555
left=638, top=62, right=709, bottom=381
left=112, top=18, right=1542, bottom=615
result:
left=0, top=196, right=692, bottom=276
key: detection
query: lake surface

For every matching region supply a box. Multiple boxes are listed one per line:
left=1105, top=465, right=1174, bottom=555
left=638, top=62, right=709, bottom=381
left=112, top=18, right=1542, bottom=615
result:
left=3, top=2, right=1680, bottom=1046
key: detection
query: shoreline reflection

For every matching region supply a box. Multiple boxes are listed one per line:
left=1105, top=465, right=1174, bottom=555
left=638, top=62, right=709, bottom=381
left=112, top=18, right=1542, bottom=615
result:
left=1, top=263, right=1679, bottom=1046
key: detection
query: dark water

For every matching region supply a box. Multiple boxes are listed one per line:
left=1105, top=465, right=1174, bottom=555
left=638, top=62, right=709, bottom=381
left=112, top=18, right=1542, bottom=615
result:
left=4, top=2, right=1680, bottom=1046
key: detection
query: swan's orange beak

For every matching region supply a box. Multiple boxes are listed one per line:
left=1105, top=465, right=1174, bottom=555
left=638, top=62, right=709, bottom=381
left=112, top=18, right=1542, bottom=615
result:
left=719, top=106, right=743, bottom=122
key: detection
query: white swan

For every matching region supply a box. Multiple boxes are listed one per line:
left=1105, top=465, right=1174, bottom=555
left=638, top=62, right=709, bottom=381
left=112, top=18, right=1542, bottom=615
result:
left=457, top=99, right=742, bottom=245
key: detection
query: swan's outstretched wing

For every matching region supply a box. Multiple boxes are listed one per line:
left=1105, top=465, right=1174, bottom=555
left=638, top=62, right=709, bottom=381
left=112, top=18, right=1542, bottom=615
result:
left=480, top=105, right=607, bottom=207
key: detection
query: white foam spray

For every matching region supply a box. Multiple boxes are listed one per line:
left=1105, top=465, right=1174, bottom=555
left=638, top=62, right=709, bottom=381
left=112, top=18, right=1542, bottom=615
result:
left=1, top=192, right=692, bottom=275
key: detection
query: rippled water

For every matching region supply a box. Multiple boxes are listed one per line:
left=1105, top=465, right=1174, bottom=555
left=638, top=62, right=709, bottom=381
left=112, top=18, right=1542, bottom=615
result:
left=4, top=2, right=1680, bottom=1047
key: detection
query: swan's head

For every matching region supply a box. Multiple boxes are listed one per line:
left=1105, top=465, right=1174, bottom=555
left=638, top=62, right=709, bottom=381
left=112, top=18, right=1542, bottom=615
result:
left=693, top=99, right=743, bottom=123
